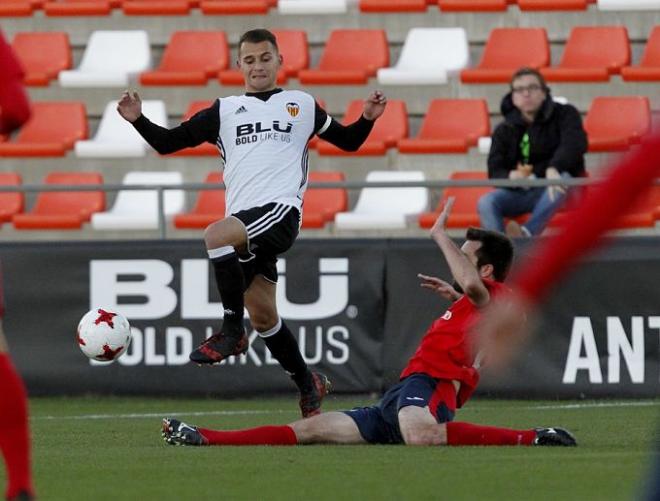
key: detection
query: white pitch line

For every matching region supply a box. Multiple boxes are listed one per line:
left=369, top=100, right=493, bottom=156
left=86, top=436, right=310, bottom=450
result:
left=523, top=401, right=660, bottom=410
left=32, top=409, right=297, bottom=421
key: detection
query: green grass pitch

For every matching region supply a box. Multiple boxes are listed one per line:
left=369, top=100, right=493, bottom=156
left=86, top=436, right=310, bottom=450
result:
left=4, top=396, right=658, bottom=500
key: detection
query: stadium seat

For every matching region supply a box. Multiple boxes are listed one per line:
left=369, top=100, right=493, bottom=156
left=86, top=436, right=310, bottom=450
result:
left=460, top=28, right=550, bottom=83
left=0, top=102, right=87, bottom=157
left=140, top=31, right=228, bottom=86
left=44, top=0, right=114, bottom=16
left=541, top=26, right=630, bottom=82
left=518, top=0, right=591, bottom=9
left=437, top=0, right=509, bottom=11
left=0, top=173, right=24, bottom=224
left=13, top=172, right=104, bottom=230
left=219, top=30, right=308, bottom=86
left=398, top=99, right=490, bottom=154
left=170, top=101, right=218, bottom=156
left=584, top=96, right=651, bottom=152
left=278, top=0, right=350, bottom=14
left=418, top=171, right=491, bottom=229
left=621, top=26, right=660, bottom=81
left=298, top=30, right=389, bottom=85
left=173, top=171, right=224, bottom=229
left=334, top=171, right=428, bottom=230
left=12, top=32, right=72, bottom=86
left=59, top=30, right=151, bottom=87
left=302, top=171, right=348, bottom=228
left=122, top=0, right=193, bottom=15
left=597, top=0, right=660, bottom=10
left=613, top=185, right=660, bottom=228
left=0, top=1, right=36, bottom=17
left=75, top=100, right=167, bottom=158
left=91, top=171, right=185, bottom=230
left=359, top=0, right=428, bottom=11
left=200, top=0, right=272, bottom=14
left=317, top=100, right=408, bottom=156
left=377, top=28, right=468, bottom=86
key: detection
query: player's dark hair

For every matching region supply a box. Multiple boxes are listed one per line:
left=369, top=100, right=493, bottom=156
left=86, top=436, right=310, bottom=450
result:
left=510, top=67, right=548, bottom=92
left=465, top=227, right=514, bottom=282
left=238, top=29, right=279, bottom=53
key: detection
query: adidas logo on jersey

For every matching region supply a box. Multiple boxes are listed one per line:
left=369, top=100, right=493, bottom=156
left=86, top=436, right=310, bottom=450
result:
left=235, top=106, right=248, bottom=114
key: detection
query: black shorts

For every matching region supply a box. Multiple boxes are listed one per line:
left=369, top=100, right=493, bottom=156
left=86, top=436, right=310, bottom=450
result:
left=343, top=373, right=457, bottom=444
left=231, top=202, right=300, bottom=286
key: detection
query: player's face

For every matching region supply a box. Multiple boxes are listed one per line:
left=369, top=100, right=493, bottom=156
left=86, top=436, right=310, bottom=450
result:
left=511, top=74, right=547, bottom=117
left=238, top=40, right=282, bottom=93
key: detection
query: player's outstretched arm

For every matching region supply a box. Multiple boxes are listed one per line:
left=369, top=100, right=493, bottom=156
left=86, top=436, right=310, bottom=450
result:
left=430, top=197, right=489, bottom=307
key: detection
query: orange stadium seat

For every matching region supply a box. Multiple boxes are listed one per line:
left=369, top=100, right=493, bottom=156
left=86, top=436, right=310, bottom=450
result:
left=460, top=28, right=550, bottom=83
left=200, top=0, right=273, bottom=14
left=0, top=0, right=39, bottom=16
left=44, top=0, right=114, bottom=16
left=170, top=101, right=218, bottom=157
left=359, top=0, right=428, bottom=12
left=122, top=0, right=194, bottom=15
left=141, top=31, right=228, bottom=86
left=517, top=0, right=592, bottom=10
left=0, top=173, right=24, bottom=224
left=419, top=171, right=491, bottom=229
left=438, top=0, right=509, bottom=11
left=584, top=96, right=651, bottom=152
left=0, top=102, right=87, bottom=157
left=613, top=185, right=660, bottom=228
left=542, top=26, right=630, bottom=82
left=298, top=30, right=389, bottom=85
left=173, top=172, right=224, bottom=229
left=317, top=100, right=408, bottom=156
left=621, top=26, right=660, bottom=81
left=13, top=172, right=105, bottom=229
left=219, top=30, right=308, bottom=86
left=12, top=32, right=72, bottom=86
left=398, top=99, right=490, bottom=154
left=301, top=171, right=348, bottom=228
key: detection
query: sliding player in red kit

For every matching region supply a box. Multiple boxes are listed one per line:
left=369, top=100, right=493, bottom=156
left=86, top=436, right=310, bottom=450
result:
left=0, top=31, right=35, bottom=501
left=161, top=199, right=576, bottom=448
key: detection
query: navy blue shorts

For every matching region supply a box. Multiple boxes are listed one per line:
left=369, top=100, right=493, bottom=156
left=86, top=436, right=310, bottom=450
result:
left=343, top=373, right=457, bottom=444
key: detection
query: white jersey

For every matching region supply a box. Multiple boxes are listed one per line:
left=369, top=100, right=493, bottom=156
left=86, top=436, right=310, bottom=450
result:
left=217, top=90, right=328, bottom=215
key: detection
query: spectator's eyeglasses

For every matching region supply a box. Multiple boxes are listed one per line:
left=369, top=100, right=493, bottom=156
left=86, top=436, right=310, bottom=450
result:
left=511, top=84, right=543, bottom=95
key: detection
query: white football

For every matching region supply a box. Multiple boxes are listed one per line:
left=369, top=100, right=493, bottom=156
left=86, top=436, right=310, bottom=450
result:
left=77, top=308, right=132, bottom=362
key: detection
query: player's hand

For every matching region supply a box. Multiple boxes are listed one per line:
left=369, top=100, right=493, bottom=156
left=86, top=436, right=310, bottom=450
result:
left=418, top=273, right=461, bottom=301
left=362, top=90, right=387, bottom=120
left=429, top=196, right=455, bottom=238
left=546, top=166, right=567, bottom=202
left=117, top=90, right=142, bottom=123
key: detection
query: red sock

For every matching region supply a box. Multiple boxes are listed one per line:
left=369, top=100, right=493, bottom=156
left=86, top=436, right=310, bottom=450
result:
left=198, top=425, right=298, bottom=446
left=0, top=353, right=34, bottom=499
left=446, top=422, right=536, bottom=446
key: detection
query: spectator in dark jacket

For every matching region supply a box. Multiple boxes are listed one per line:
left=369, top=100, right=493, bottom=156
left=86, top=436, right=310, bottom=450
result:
left=477, top=67, right=587, bottom=237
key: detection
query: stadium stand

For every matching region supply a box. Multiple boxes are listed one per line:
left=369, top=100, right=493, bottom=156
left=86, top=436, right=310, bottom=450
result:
left=0, top=102, right=87, bottom=157
left=377, top=28, right=469, bottom=86
left=397, top=99, right=490, bottom=154
left=11, top=32, right=71, bottom=86
left=43, top=0, right=114, bottom=16
left=317, top=99, right=408, bottom=156
left=0, top=173, right=24, bottom=224
left=298, top=29, right=389, bottom=85
left=219, top=30, right=308, bottom=86
left=517, top=0, right=591, bottom=10
left=437, top=0, right=509, bottom=12
left=140, top=31, right=228, bottom=86
left=460, top=28, right=550, bottom=83
left=584, top=96, right=651, bottom=152
left=541, top=26, right=630, bottom=82
left=173, top=171, right=224, bottom=229
left=200, top=0, right=274, bottom=15
left=91, top=171, right=184, bottom=230
left=597, top=0, right=660, bottom=10
left=334, top=170, right=428, bottom=230
left=621, top=26, right=660, bottom=81
left=74, top=100, right=167, bottom=158
left=122, top=0, right=194, bottom=15
left=277, top=0, right=351, bottom=14
left=58, top=30, right=151, bottom=87
left=300, top=171, right=348, bottom=228
left=0, top=0, right=37, bottom=17
left=358, top=0, right=429, bottom=12
left=12, top=171, right=104, bottom=229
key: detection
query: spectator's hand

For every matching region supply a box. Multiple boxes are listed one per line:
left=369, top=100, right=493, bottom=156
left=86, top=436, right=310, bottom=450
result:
left=509, top=169, right=526, bottom=180
left=546, top=166, right=567, bottom=202
left=418, top=274, right=462, bottom=301
left=362, top=90, right=387, bottom=120
left=117, top=90, right=142, bottom=123
left=430, top=196, right=455, bottom=238
left=517, top=163, right=533, bottom=177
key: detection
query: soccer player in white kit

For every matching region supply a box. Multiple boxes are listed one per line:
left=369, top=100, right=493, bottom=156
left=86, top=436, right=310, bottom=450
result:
left=117, top=29, right=387, bottom=417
